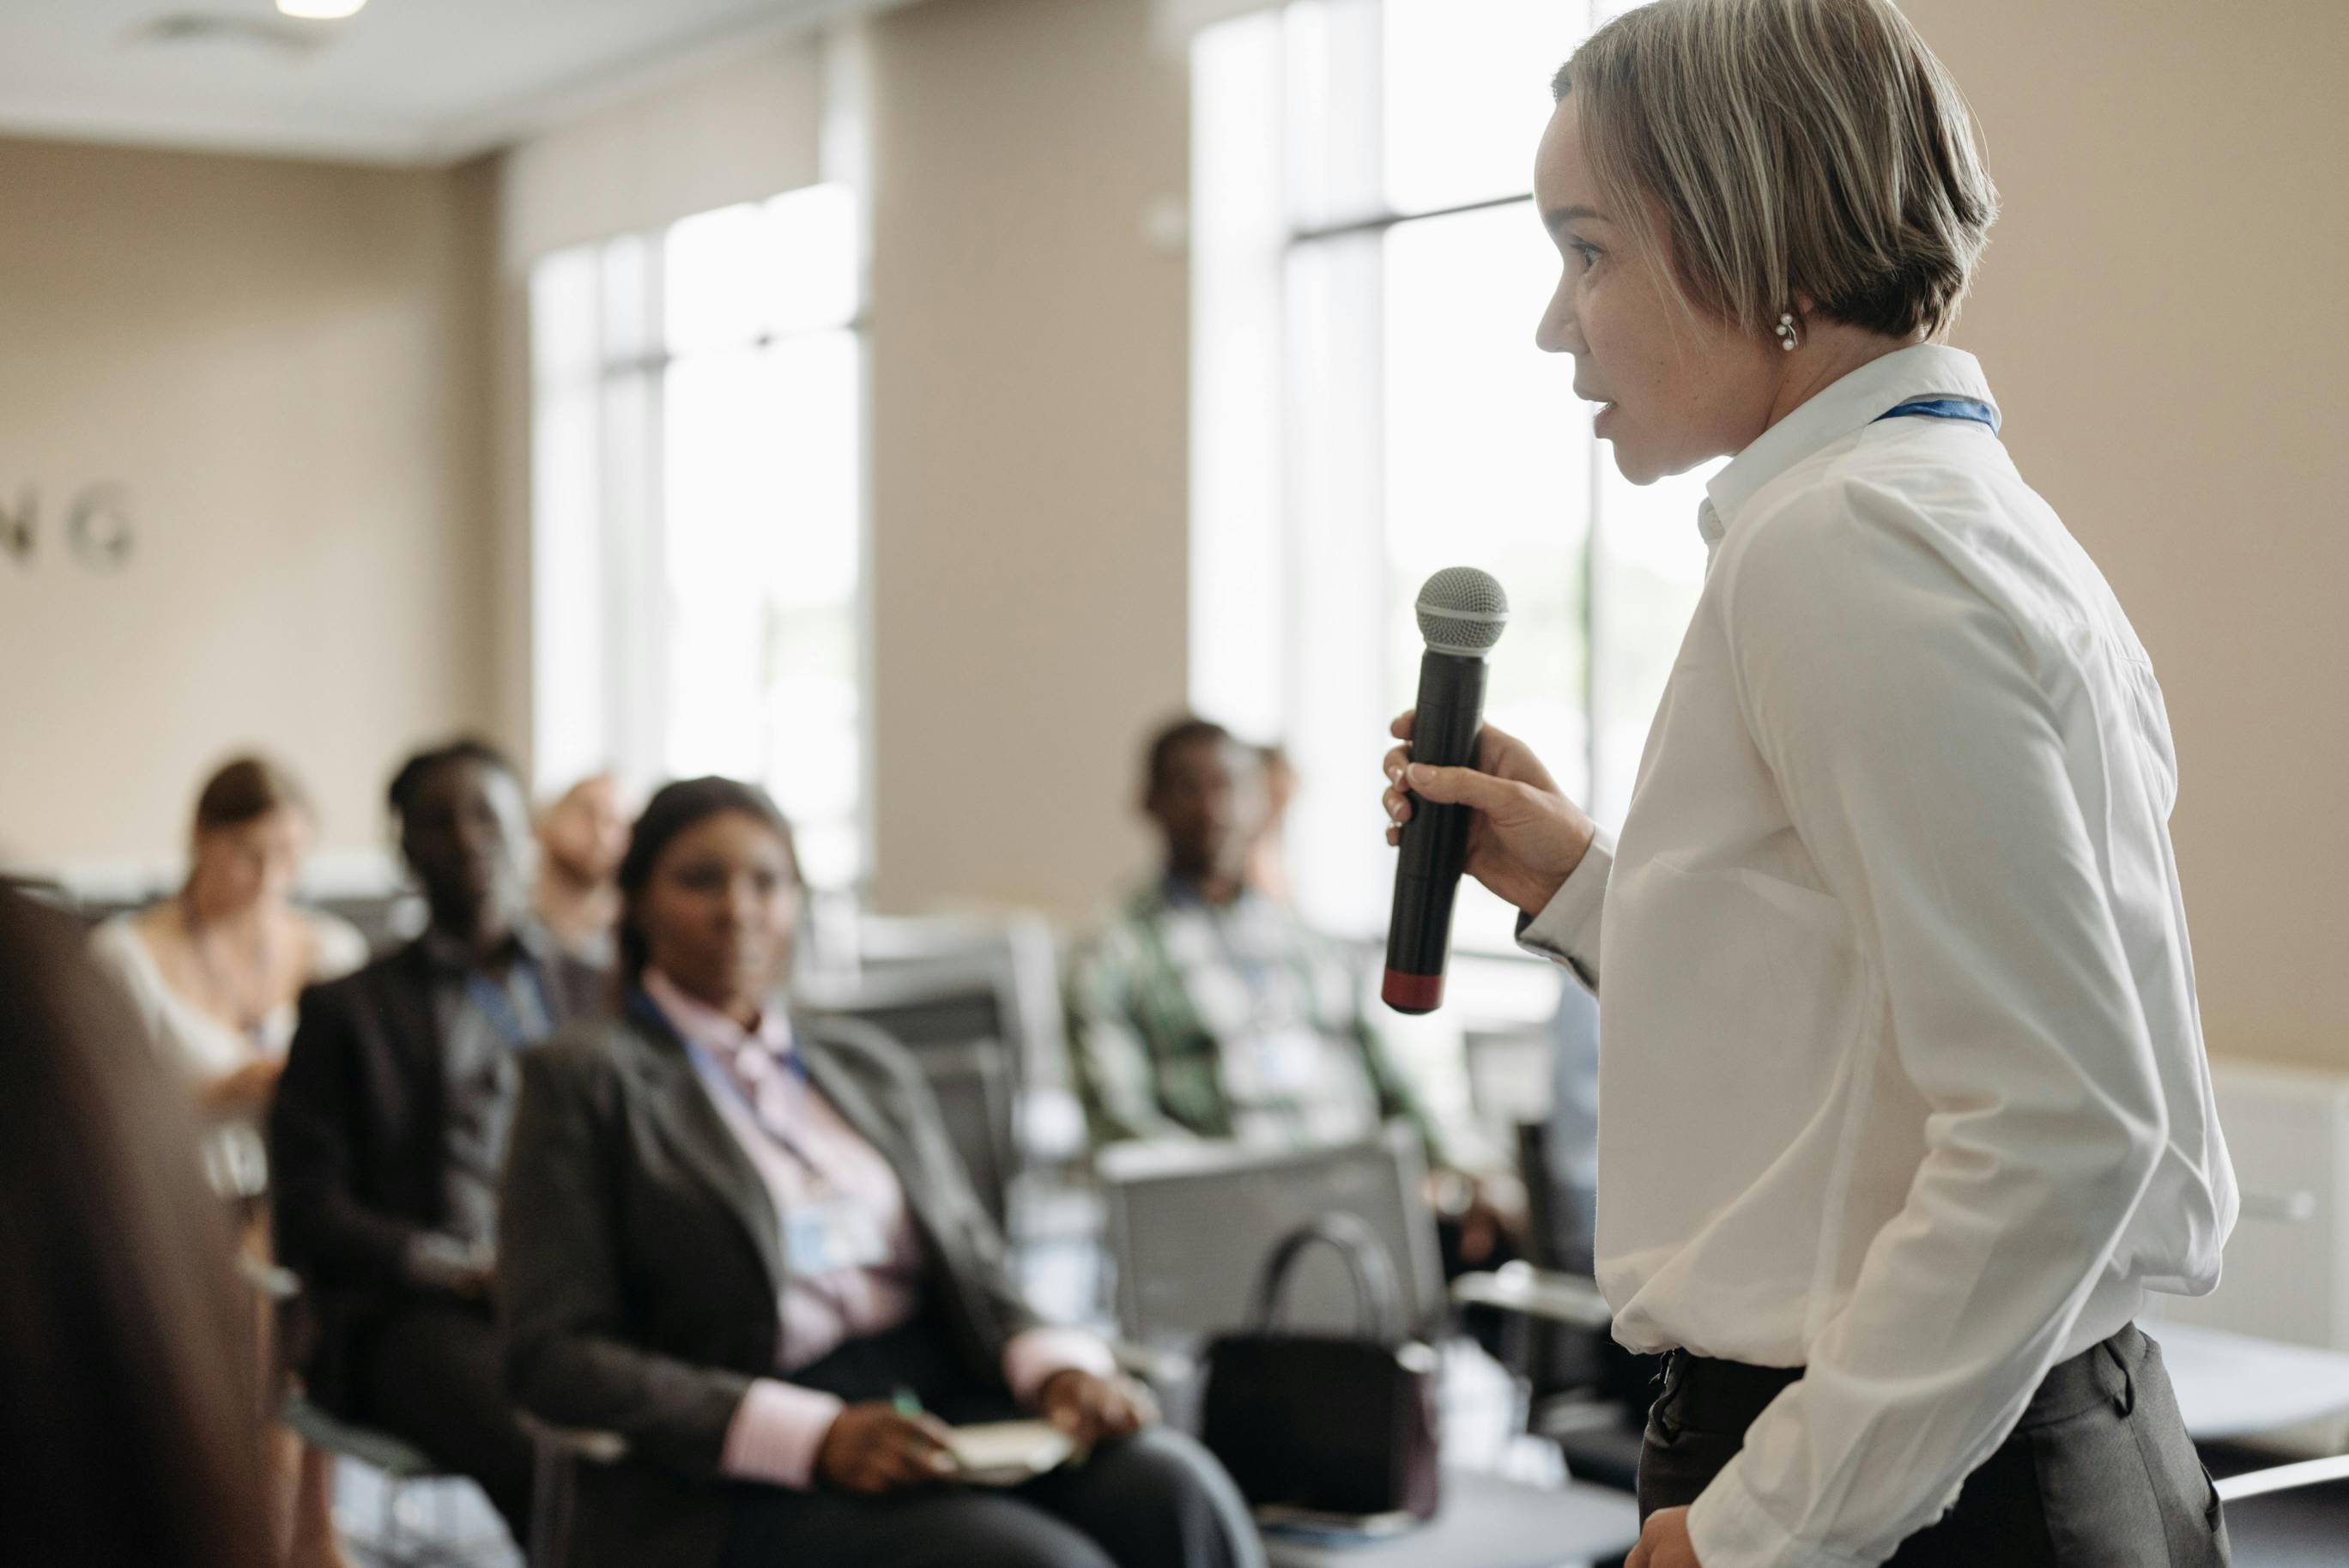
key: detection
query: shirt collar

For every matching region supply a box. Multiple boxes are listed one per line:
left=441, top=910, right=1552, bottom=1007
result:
left=1156, top=871, right=1261, bottom=917
left=642, top=966, right=793, bottom=1058
left=1699, top=342, right=1997, bottom=546
left=419, top=917, right=556, bottom=976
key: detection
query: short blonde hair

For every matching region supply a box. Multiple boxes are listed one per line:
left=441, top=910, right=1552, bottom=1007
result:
left=1554, top=0, right=1997, bottom=342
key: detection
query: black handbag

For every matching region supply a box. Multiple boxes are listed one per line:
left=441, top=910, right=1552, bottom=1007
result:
left=1198, top=1213, right=1443, bottom=1521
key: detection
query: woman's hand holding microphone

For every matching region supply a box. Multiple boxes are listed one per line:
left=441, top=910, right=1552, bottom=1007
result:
left=1381, top=710, right=1599, bottom=921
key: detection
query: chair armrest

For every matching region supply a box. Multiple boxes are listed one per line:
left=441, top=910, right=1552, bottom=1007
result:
left=520, top=1413, right=630, bottom=1466
left=1109, top=1338, right=1196, bottom=1389
left=1450, top=1262, right=1613, bottom=1329
left=2214, top=1453, right=2349, bottom=1503
left=236, top=1253, right=302, bottom=1302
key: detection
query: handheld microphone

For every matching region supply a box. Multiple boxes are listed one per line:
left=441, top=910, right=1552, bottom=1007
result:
left=1383, top=567, right=1509, bottom=1015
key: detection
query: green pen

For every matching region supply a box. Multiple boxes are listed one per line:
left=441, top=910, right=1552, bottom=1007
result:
left=895, top=1387, right=960, bottom=1474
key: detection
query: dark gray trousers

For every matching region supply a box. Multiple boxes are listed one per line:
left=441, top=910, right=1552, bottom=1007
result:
left=720, top=1317, right=1263, bottom=1568
left=1638, top=1324, right=2229, bottom=1566
left=350, top=1299, right=536, bottom=1542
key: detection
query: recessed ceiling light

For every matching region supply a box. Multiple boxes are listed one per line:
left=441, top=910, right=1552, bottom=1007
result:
left=277, top=0, right=366, bottom=17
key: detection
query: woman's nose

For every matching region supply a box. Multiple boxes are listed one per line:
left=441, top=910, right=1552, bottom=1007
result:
left=1535, top=305, right=1575, bottom=355
left=1535, top=282, right=1577, bottom=355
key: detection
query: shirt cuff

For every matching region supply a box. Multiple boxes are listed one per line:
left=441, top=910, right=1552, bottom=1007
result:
left=1514, top=826, right=1613, bottom=989
left=719, top=1378, right=846, bottom=1490
left=1002, top=1326, right=1119, bottom=1405
left=1686, top=1454, right=1872, bottom=1568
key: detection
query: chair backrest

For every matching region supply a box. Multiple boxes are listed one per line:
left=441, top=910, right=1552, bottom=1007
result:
left=851, top=913, right=1070, bottom=1090
left=1514, top=1120, right=1645, bottom=1404
left=2213, top=1453, right=2349, bottom=1503
left=1099, top=1123, right=1446, bottom=1353
left=0, top=875, right=80, bottom=919
left=803, top=960, right=1023, bottom=1226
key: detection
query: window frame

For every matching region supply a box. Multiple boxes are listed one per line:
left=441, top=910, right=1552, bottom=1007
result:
left=527, top=185, right=875, bottom=891
left=1190, top=0, right=1704, bottom=952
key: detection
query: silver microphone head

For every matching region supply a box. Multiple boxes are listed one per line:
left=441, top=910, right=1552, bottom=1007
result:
left=1414, top=566, right=1509, bottom=657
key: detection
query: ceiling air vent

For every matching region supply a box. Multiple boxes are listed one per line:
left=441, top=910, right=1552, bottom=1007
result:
left=130, top=14, right=335, bottom=57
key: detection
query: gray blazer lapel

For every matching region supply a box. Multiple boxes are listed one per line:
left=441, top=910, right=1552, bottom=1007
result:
left=796, top=1018, right=1026, bottom=1360
left=619, top=1013, right=787, bottom=1297
left=798, top=1029, right=937, bottom=1231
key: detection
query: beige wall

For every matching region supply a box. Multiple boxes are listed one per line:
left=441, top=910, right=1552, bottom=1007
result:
left=495, top=36, right=824, bottom=273
left=865, top=0, right=1191, bottom=918
left=1904, top=0, right=2349, bottom=1070
left=0, top=139, right=496, bottom=878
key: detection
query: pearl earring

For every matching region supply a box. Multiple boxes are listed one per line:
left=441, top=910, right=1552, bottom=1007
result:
left=1774, top=312, right=1798, bottom=351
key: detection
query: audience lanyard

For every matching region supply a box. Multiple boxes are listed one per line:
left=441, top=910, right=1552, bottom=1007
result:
left=626, top=986, right=890, bottom=1293
left=465, top=962, right=553, bottom=1051
left=627, top=987, right=832, bottom=1185
left=1873, top=395, right=2001, bottom=435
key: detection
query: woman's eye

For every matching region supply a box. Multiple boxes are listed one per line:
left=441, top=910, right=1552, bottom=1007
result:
left=1569, top=239, right=1602, bottom=270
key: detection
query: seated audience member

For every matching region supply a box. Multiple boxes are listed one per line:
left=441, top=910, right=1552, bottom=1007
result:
left=87, top=755, right=369, bottom=1199
left=1069, top=718, right=1517, bottom=1271
left=1067, top=720, right=1508, bottom=1256
left=86, top=754, right=366, bottom=1568
left=534, top=770, right=631, bottom=964
left=0, top=889, right=277, bottom=1568
left=1067, top=720, right=1435, bottom=1150
left=499, top=777, right=1262, bottom=1568
left=269, top=738, right=606, bottom=1542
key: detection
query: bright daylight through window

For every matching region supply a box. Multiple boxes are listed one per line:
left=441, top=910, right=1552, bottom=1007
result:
left=1191, top=0, right=1716, bottom=954
left=530, top=183, right=869, bottom=890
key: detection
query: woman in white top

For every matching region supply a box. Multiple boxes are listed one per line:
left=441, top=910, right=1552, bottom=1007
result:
left=88, top=754, right=366, bottom=1568
left=89, top=756, right=367, bottom=1196
left=1381, top=4, right=2235, bottom=1566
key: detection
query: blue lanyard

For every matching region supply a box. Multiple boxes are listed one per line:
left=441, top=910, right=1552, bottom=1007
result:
left=627, top=986, right=826, bottom=1169
left=1873, top=395, right=2001, bottom=435
left=464, top=961, right=553, bottom=1051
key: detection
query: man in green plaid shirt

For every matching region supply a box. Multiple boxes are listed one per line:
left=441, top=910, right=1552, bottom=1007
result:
left=1064, top=717, right=1448, bottom=1161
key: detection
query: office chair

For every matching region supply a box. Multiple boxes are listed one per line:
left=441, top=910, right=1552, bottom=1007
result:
left=845, top=912, right=1093, bottom=1184
left=1491, top=1121, right=1652, bottom=1493
left=523, top=1418, right=628, bottom=1568
left=282, top=1393, right=517, bottom=1568
left=239, top=1256, right=513, bottom=1568
left=851, top=912, right=1071, bottom=1085
left=802, top=957, right=1026, bottom=1227
left=1097, top=1127, right=1642, bottom=1568
left=2208, top=1451, right=2349, bottom=1567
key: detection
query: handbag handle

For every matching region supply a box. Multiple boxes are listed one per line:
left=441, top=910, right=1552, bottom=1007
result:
left=1245, top=1213, right=1408, bottom=1346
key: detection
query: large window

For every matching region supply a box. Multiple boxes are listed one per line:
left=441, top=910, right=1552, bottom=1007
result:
left=530, top=184, right=869, bottom=889
left=1191, top=0, right=1714, bottom=953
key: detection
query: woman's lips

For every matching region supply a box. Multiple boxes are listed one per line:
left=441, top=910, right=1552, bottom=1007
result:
left=1594, top=400, right=1620, bottom=434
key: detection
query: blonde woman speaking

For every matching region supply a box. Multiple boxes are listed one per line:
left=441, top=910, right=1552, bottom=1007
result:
left=1381, top=3, right=2236, bottom=1564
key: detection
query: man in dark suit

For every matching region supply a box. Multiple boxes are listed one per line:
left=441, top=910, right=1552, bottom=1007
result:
left=271, top=738, right=605, bottom=1542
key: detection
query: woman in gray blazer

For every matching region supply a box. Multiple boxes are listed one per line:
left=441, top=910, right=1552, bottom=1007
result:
left=499, top=776, right=1261, bottom=1568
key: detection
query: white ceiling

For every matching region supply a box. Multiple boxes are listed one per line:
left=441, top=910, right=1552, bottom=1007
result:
left=0, top=0, right=882, bottom=166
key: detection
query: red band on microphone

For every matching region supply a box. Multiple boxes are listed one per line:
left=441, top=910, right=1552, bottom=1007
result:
left=1381, top=969, right=1444, bottom=1014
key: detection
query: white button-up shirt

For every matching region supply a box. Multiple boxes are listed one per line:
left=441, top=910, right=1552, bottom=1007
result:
left=1521, top=344, right=2236, bottom=1568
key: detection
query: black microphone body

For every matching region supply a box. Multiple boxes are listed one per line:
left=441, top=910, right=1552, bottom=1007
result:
left=1383, top=647, right=1488, bottom=1014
